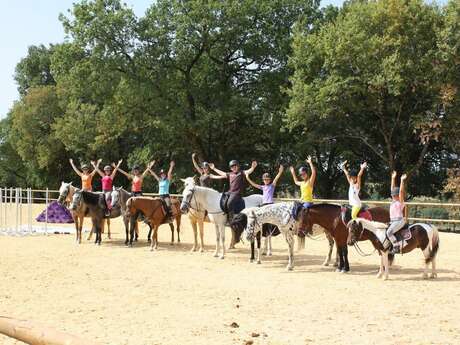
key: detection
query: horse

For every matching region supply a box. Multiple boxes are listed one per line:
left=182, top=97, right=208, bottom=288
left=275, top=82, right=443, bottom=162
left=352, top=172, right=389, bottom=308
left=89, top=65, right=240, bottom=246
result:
left=69, top=189, right=121, bottom=245
left=110, top=187, right=153, bottom=245
left=125, top=196, right=181, bottom=250
left=58, top=182, right=111, bottom=243
left=231, top=203, right=302, bottom=270
left=180, top=177, right=263, bottom=259
left=297, top=203, right=389, bottom=273
left=347, top=218, right=439, bottom=280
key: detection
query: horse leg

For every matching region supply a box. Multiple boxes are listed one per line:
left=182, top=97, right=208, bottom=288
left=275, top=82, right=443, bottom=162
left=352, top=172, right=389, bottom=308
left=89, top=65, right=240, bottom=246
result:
left=268, top=235, right=273, bottom=256
left=129, top=216, right=136, bottom=247
left=336, top=246, right=344, bottom=272
left=198, top=220, right=204, bottom=253
left=213, top=224, right=219, bottom=258
left=422, top=247, right=430, bottom=279
left=107, top=218, right=111, bottom=239
left=169, top=223, right=174, bottom=245
left=190, top=219, right=198, bottom=252
left=250, top=241, right=255, bottom=263
left=87, top=224, right=93, bottom=241
left=256, top=232, right=262, bottom=264
left=285, top=233, right=295, bottom=271
left=342, top=246, right=350, bottom=273
left=376, top=254, right=384, bottom=279
left=229, top=228, right=236, bottom=250
left=220, top=224, right=226, bottom=259
left=176, top=216, right=181, bottom=243
left=431, top=255, right=437, bottom=279
left=123, top=216, right=129, bottom=246
left=382, top=251, right=390, bottom=280
left=147, top=224, right=152, bottom=243
left=323, top=233, right=334, bottom=266
left=134, top=222, right=139, bottom=242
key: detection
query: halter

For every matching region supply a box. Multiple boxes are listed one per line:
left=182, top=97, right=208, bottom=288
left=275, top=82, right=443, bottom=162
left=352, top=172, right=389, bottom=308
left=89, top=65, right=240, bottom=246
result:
left=182, top=185, right=224, bottom=215
left=350, top=222, right=376, bottom=257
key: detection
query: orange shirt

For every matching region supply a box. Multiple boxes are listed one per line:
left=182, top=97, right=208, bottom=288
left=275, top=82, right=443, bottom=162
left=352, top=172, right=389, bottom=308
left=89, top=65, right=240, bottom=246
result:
left=81, top=174, right=93, bottom=191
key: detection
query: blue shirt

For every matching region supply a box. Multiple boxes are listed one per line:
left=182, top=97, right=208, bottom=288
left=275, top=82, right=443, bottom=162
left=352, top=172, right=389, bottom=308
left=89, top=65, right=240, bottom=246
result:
left=159, top=179, right=170, bottom=195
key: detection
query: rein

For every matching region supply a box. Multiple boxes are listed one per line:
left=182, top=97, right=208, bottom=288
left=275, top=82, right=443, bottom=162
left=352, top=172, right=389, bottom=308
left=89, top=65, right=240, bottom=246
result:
left=351, top=225, right=377, bottom=257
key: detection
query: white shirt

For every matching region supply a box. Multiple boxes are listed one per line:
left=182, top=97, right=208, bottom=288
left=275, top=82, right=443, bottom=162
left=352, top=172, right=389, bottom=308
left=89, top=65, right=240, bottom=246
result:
left=348, top=183, right=361, bottom=207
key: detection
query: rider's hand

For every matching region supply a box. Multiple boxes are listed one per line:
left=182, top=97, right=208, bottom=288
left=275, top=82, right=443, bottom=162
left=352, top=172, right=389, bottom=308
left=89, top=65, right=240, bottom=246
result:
left=340, top=161, right=347, bottom=170
left=251, top=161, right=257, bottom=168
left=279, top=165, right=284, bottom=172
left=306, top=156, right=312, bottom=164
left=170, top=161, right=175, bottom=167
left=289, top=166, right=295, bottom=173
left=401, top=174, right=407, bottom=181
left=118, top=159, right=123, bottom=165
left=360, top=162, right=368, bottom=170
left=392, top=171, right=397, bottom=179
left=69, top=158, right=73, bottom=163
left=192, top=153, right=196, bottom=158
left=209, top=163, right=215, bottom=170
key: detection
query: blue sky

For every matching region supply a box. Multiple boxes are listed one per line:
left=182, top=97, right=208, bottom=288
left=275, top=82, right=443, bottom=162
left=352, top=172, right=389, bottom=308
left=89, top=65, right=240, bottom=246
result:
left=0, top=0, right=445, bottom=119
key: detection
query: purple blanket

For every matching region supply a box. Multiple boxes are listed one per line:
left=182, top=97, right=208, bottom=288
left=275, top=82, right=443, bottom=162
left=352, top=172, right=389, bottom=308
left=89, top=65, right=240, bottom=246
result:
left=36, top=201, right=74, bottom=223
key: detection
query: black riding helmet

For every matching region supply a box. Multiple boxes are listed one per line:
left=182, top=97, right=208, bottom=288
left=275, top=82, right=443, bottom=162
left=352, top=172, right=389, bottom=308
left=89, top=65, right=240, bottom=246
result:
left=229, top=160, right=239, bottom=168
left=132, top=165, right=140, bottom=171
left=298, top=166, right=308, bottom=174
left=202, top=162, right=210, bottom=169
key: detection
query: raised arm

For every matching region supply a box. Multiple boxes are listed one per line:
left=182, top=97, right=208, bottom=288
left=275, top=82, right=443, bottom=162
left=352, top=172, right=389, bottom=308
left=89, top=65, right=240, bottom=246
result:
left=289, top=166, right=302, bottom=186
left=167, top=161, right=175, bottom=181
left=114, top=165, right=131, bottom=180
left=111, top=159, right=123, bottom=179
left=69, top=159, right=82, bottom=177
left=209, top=174, right=227, bottom=180
left=192, top=153, right=203, bottom=175
left=391, top=171, right=397, bottom=190
left=149, top=167, right=160, bottom=182
left=91, top=159, right=102, bottom=177
left=340, top=160, right=352, bottom=184
left=357, top=162, right=367, bottom=189
left=142, top=160, right=155, bottom=178
left=272, top=165, right=284, bottom=186
left=244, top=161, right=257, bottom=175
left=91, top=160, right=104, bottom=177
left=209, top=163, right=227, bottom=177
left=399, top=174, right=407, bottom=206
left=245, top=173, right=262, bottom=189
left=306, top=156, right=316, bottom=187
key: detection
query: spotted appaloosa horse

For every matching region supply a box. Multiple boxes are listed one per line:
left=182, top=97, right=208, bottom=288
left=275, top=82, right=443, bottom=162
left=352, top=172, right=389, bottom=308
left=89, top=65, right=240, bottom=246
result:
left=297, top=203, right=389, bottom=273
left=231, top=203, right=302, bottom=270
left=347, top=218, right=439, bottom=280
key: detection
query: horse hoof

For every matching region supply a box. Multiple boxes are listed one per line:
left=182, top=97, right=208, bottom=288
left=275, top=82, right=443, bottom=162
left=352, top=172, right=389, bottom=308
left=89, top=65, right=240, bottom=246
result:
left=213, top=253, right=219, bottom=258
left=268, top=252, right=272, bottom=257
left=262, top=252, right=267, bottom=256
left=430, top=273, right=437, bottom=279
left=257, top=261, right=261, bottom=265
left=340, top=269, right=349, bottom=274
left=422, top=273, right=429, bottom=279
left=199, top=248, right=204, bottom=253
left=220, top=255, right=225, bottom=260
left=322, top=261, right=330, bottom=267
left=286, top=266, right=293, bottom=271
left=249, top=259, right=254, bottom=263
left=383, top=276, right=389, bottom=281
left=376, top=273, right=383, bottom=279
left=335, top=268, right=342, bottom=273
left=190, top=247, right=197, bottom=252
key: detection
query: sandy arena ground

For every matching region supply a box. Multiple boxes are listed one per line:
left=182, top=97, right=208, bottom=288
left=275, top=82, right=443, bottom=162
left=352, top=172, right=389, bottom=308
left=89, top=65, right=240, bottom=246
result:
left=1, top=210, right=460, bottom=345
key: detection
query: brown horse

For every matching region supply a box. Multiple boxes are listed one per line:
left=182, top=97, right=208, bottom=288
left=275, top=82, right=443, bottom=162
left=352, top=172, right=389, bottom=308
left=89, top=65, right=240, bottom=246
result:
left=297, top=203, right=389, bottom=272
left=126, top=197, right=181, bottom=250
left=347, top=218, right=439, bottom=280
left=58, top=182, right=111, bottom=243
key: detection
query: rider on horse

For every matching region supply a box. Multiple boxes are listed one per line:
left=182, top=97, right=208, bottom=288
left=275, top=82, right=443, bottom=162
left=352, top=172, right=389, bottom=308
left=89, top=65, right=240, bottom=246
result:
left=289, top=156, right=316, bottom=208
left=341, top=161, right=367, bottom=219
left=387, top=171, right=408, bottom=253
left=210, top=159, right=257, bottom=221
left=69, top=158, right=101, bottom=191
left=192, top=153, right=226, bottom=188
left=116, top=161, right=155, bottom=196
left=92, top=159, right=123, bottom=216
left=246, top=165, right=284, bottom=206
left=149, top=161, right=175, bottom=220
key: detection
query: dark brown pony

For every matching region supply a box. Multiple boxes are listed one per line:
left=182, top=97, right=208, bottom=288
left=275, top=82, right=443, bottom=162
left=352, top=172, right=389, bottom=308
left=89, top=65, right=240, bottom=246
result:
left=347, top=219, right=439, bottom=280
left=126, top=197, right=181, bottom=250
left=297, top=204, right=389, bottom=272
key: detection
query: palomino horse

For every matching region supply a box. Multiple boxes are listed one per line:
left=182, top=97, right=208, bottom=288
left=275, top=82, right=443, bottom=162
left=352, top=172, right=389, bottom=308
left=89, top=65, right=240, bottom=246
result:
left=231, top=203, right=301, bottom=270
left=297, top=203, right=389, bottom=273
left=125, top=196, right=181, bottom=250
left=70, top=189, right=121, bottom=245
left=58, top=182, right=111, bottom=243
left=180, top=177, right=263, bottom=259
left=347, top=218, right=439, bottom=280
left=110, top=187, right=153, bottom=245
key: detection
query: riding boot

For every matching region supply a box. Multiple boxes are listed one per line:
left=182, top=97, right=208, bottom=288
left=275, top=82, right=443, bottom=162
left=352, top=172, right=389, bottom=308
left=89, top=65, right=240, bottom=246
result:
left=391, top=244, right=401, bottom=254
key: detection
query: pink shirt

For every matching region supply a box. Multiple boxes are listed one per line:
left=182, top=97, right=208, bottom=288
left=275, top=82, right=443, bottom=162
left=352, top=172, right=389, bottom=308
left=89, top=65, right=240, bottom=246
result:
left=102, top=176, right=113, bottom=191
left=390, top=200, right=404, bottom=220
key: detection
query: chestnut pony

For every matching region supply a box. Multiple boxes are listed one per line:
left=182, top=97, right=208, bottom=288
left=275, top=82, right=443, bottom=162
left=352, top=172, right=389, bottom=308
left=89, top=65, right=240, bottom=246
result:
left=126, top=196, right=181, bottom=250
left=297, top=203, right=389, bottom=272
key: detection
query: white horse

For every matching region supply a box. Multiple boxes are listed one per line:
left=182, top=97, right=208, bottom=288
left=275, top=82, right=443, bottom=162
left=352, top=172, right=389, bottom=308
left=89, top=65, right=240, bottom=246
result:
left=232, top=203, right=301, bottom=270
left=347, top=218, right=439, bottom=280
left=180, top=177, right=263, bottom=259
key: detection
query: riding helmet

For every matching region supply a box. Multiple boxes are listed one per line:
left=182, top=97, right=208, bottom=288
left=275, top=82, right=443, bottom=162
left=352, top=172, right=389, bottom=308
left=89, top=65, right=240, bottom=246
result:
left=104, top=165, right=112, bottom=171
left=298, top=166, right=308, bottom=174
left=229, top=160, right=239, bottom=167
left=202, top=162, right=210, bottom=169
left=349, top=169, right=358, bottom=177
left=391, top=187, right=400, bottom=196
left=81, top=164, right=89, bottom=170
left=262, top=173, right=271, bottom=179
left=132, top=165, right=140, bottom=171
left=159, top=169, right=166, bottom=175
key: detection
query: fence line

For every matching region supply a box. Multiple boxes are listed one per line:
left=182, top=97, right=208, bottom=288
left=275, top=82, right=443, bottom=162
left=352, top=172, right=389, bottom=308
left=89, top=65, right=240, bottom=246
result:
left=1, top=187, right=460, bottom=230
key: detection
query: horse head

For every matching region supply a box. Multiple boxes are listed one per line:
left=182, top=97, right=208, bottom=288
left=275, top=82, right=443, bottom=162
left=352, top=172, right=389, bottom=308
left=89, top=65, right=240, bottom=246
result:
left=346, top=219, right=362, bottom=246
left=295, top=204, right=311, bottom=237
left=230, top=213, right=248, bottom=244
left=58, top=181, right=73, bottom=205
left=180, top=177, right=196, bottom=214
left=70, top=188, right=82, bottom=211
left=110, top=187, right=121, bottom=209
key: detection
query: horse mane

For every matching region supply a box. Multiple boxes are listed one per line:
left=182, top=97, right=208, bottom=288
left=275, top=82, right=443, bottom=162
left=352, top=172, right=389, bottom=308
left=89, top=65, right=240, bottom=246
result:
left=355, top=218, right=387, bottom=232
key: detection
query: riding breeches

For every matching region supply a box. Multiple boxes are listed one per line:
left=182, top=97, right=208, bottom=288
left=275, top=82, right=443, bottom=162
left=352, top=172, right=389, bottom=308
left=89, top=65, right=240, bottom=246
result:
left=387, top=218, right=405, bottom=244
left=226, top=192, right=242, bottom=214
left=351, top=205, right=361, bottom=219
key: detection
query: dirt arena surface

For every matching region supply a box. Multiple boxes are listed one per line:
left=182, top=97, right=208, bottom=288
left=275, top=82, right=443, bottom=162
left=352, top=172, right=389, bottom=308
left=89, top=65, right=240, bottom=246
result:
left=1, top=215, right=460, bottom=345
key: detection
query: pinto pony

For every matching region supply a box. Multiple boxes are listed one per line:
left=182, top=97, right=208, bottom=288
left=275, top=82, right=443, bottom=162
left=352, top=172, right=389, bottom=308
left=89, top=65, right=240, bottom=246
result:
left=297, top=203, right=389, bottom=272
left=125, top=196, right=181, bottom=250
left=347, top=218, right=439, bottom=280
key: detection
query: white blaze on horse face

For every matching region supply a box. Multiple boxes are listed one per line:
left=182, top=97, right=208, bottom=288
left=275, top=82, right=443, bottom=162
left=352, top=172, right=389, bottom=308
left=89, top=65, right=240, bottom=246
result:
left=111, top=190, right=119, bottom=208
left=70, top=191, right=81, bottom=210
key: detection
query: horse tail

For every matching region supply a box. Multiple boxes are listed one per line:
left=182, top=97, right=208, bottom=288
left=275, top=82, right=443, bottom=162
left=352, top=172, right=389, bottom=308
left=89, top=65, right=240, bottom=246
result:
left=426, top=225, right=439, bottom=264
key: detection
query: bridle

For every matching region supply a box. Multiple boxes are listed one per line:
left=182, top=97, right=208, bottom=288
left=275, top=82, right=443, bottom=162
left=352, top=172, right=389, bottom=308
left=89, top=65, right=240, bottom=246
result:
left=182, top=185, right=224, bottom=215
left=349, top=221, right=376, bottom=257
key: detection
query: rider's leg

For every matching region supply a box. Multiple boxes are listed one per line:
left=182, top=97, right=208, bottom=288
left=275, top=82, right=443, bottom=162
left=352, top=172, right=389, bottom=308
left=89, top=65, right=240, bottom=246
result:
left=351, top=205, right=360, bottom=219
left=386, top=219, right=405, bottom=252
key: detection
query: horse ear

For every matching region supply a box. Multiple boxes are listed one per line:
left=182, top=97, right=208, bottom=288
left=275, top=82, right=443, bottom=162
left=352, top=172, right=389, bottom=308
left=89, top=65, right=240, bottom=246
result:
left=180, top=178, right=186, bottom=183
left=193, top=175, right=198, bottom=182
left=69, top=181, right=73, bottom=186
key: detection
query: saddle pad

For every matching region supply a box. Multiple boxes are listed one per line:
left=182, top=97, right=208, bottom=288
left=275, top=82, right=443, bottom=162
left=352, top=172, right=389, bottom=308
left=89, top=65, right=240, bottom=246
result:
left=358, top=209, right=372, bottom=221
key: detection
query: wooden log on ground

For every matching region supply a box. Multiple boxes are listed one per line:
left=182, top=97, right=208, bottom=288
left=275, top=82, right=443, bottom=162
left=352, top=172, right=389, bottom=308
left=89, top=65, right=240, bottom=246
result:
left=0, top=316, right=100, bottom=345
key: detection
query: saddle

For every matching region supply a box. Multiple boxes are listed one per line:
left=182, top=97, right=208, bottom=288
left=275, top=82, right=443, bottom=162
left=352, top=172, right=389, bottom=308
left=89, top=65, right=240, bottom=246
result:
left=382, top=223, right=412, bottom=251
left=341, top=205, right=372, bottom=225
left=220, top=192, right=245, bottom=214
left=291, top=201, right=304, bottom=221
